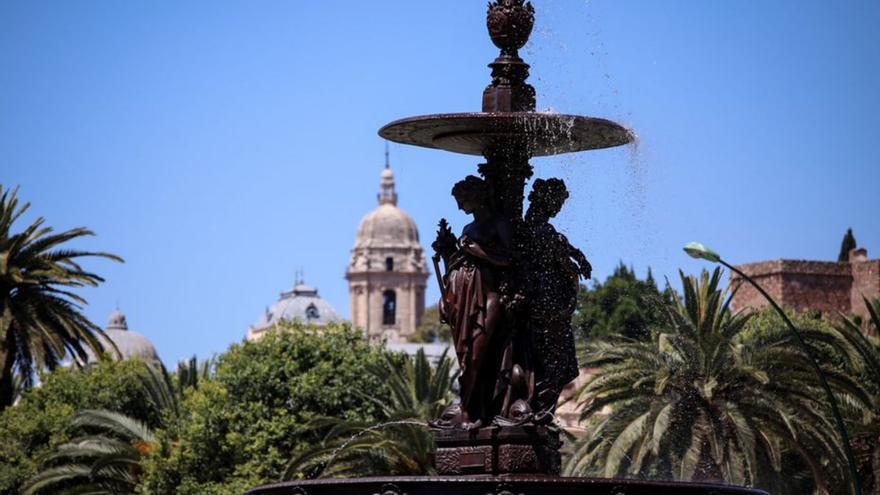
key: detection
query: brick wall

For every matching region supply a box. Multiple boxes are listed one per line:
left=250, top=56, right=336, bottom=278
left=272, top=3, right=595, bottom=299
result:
left=730, top=259, right=853, bottom=316
left=851, top=259, right=880, bottom=320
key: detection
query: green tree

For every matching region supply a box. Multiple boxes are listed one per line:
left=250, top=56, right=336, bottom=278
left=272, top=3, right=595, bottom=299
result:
left=0, top=185, right=122, bottom=408
left=573, top=263, right=670, bottom=341
left=838, top=228, right=857, bottom=262
left=411, top=305, right=451, bottom=343
left=566, top=269, right=870, bottom=494
left=23, top=364, right=178, bottom=495
left=0, top=359, right=164, bottom=494
left=284, top=347, right=457, bottom=478
left=138, top=323, right=391, bottom=494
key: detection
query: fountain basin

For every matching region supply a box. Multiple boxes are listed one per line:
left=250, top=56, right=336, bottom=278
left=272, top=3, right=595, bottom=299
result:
left=246, top=475, right=769, bottom=495
left=379, top=113, right=633, bottom=157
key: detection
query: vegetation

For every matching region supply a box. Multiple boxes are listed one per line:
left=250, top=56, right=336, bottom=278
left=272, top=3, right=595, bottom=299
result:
left=0, top=359, right=166, bottom=493
left=834, top=297, right=880, bottom=493
left=284, top=347, right=457, bottom=478
left=0, top=185, right=122, bottom=409
left=566, top=269, right=870, bottom=494
left=23, top=364, right=179, bottom=494
left=573, top=263, right=671, bottom=341
left=138, top=323, right=392, bottom=494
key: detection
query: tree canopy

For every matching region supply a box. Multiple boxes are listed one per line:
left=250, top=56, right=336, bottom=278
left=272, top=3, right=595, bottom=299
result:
left=573, top=263, right=671, bottom=342
left=0, top=359, right=163, bottom=493
left=139, top=323, right=392, bottom=494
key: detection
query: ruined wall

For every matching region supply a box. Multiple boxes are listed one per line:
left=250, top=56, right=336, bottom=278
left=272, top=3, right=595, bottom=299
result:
left=851, top=259, right=880, bottom=320
left=730, top=260, right=852, bottom=316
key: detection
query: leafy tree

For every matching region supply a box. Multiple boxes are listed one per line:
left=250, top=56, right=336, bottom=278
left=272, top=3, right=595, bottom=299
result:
left=573, top=263, right=670, bottom=341
left=0, top=185, right=122, bottom=408
left=138, top=323, right=391, bottom=494
left=284, top=347, right=457, bottom=478
left=566, top=269, right=870, bottom=494
left=411, top=305, right=451, bottom=343
left=0, top=359, right=164, bottom=494
left=24, top=409, right=157, bottom=495
left=23, top=364, right=177, bottom=494
left=838, top=228, right=857, bottom=262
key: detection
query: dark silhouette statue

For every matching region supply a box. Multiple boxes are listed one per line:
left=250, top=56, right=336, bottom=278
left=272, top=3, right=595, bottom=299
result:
left=431, top=175, right=590, bottom=429
left=523, top=178, right=591, bottom=420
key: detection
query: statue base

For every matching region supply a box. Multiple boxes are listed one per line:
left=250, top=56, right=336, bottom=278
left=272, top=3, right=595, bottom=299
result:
left=432, top=425, right=562, bottom=475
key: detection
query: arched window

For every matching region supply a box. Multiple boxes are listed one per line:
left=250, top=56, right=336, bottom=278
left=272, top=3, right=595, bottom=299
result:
left=382, top=290, right=396, bottom=326
left=305, top=303, right=320, bottom=321
left=385, top=257, right=394, bottom=272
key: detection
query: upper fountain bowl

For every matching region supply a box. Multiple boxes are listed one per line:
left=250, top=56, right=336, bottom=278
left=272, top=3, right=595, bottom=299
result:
left=379, top=112, right=634, bottom=157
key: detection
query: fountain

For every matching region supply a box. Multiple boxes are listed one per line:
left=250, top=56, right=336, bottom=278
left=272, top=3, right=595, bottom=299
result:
left=247, top=2, right=769, bottom=494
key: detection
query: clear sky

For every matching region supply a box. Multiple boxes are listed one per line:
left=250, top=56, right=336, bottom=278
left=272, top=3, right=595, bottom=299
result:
left=2, top=1, right=878, bottom=366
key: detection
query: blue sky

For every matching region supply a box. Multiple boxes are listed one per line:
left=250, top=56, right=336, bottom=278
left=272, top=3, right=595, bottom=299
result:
left=2, top=1, right=878, bottom=366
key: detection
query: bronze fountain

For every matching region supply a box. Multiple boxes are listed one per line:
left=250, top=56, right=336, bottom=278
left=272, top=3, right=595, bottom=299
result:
left=248, top=2, right=769, bottom=494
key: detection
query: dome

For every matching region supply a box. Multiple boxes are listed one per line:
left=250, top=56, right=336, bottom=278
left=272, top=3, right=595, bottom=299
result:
left=355, top=204, right=421, bottom=249
left=354, top=165, right=421, bottom=250
left=248, top=281, right=342, bottom=341
left=85, top=310, right=160, bottom=364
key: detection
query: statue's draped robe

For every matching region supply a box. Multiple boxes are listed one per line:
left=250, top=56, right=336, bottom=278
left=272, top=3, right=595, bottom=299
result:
left=441, top=235, right=507, bottom=422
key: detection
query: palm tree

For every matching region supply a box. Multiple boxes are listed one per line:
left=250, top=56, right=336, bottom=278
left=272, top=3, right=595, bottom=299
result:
left=23, top=363, right=177, bottom=495
left=566, top=268, right=871, bottom=493
left=835, top=298, right=880, bottom=493
left=23, top=409, right=157, bottom=495
left=0, top=185, right=122, bottom=408
left=283, top=347, right=457, bottom=479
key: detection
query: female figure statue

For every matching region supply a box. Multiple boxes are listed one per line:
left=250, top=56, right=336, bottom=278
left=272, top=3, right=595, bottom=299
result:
left=434, top=175, right=512, bottom=428
left=523, top=178, right=591, bottom=420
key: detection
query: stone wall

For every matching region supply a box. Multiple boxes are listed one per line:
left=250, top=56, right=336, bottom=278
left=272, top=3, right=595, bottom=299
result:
left=730, top=250, right=880, bottom=322
left=851, top=258, right=880, bottom=320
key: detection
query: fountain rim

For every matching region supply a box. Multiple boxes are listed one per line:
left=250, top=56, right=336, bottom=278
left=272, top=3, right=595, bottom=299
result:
left=247, top=475, right=769, bottom=495
left=378, top=112, right=634, bottom=158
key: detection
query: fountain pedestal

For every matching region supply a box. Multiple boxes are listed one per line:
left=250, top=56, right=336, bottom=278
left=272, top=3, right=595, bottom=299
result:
left=433, top=426, right=561, bottom=475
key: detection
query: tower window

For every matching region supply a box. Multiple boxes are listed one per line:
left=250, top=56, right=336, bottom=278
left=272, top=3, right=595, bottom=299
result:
left=386, top=257, right=394, bottom=272
left=382, top=290, right=396, bottom=326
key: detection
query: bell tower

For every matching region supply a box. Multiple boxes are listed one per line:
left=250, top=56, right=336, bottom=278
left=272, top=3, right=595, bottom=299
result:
left=346, top=146, right=429, bottom=342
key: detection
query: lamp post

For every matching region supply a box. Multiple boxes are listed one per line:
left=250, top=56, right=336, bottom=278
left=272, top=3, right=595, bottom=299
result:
left=683, top=242, right=861, bottom=495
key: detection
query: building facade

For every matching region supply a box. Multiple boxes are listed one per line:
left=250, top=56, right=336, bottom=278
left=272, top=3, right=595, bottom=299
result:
left=731, top=247, right=880, bottom=323
left=346, top=155, right=429, bottom=343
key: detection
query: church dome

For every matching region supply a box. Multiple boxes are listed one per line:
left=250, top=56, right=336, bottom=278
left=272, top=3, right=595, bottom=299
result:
left=86, top=309, right=160, bottom=364
left=354, top=165, right=421, bottom=250
left=355, top=204, right=420, bottom=249
left=248, top=280, right=342, bottom=341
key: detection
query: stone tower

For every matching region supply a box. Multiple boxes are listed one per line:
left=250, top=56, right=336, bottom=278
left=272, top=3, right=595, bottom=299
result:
left=346, top=149, right=429, bottom=342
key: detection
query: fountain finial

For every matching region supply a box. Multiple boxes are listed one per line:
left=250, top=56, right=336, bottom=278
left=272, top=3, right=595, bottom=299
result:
left=486, top=0, right=535, bottom=54
left=483, top=0, right=536, bottom=112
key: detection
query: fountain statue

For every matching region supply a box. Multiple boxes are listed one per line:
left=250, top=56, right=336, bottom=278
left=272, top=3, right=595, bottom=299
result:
left=248, top=1, right=769, bottom=493
left=379, top=0, right=630, bottom=475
